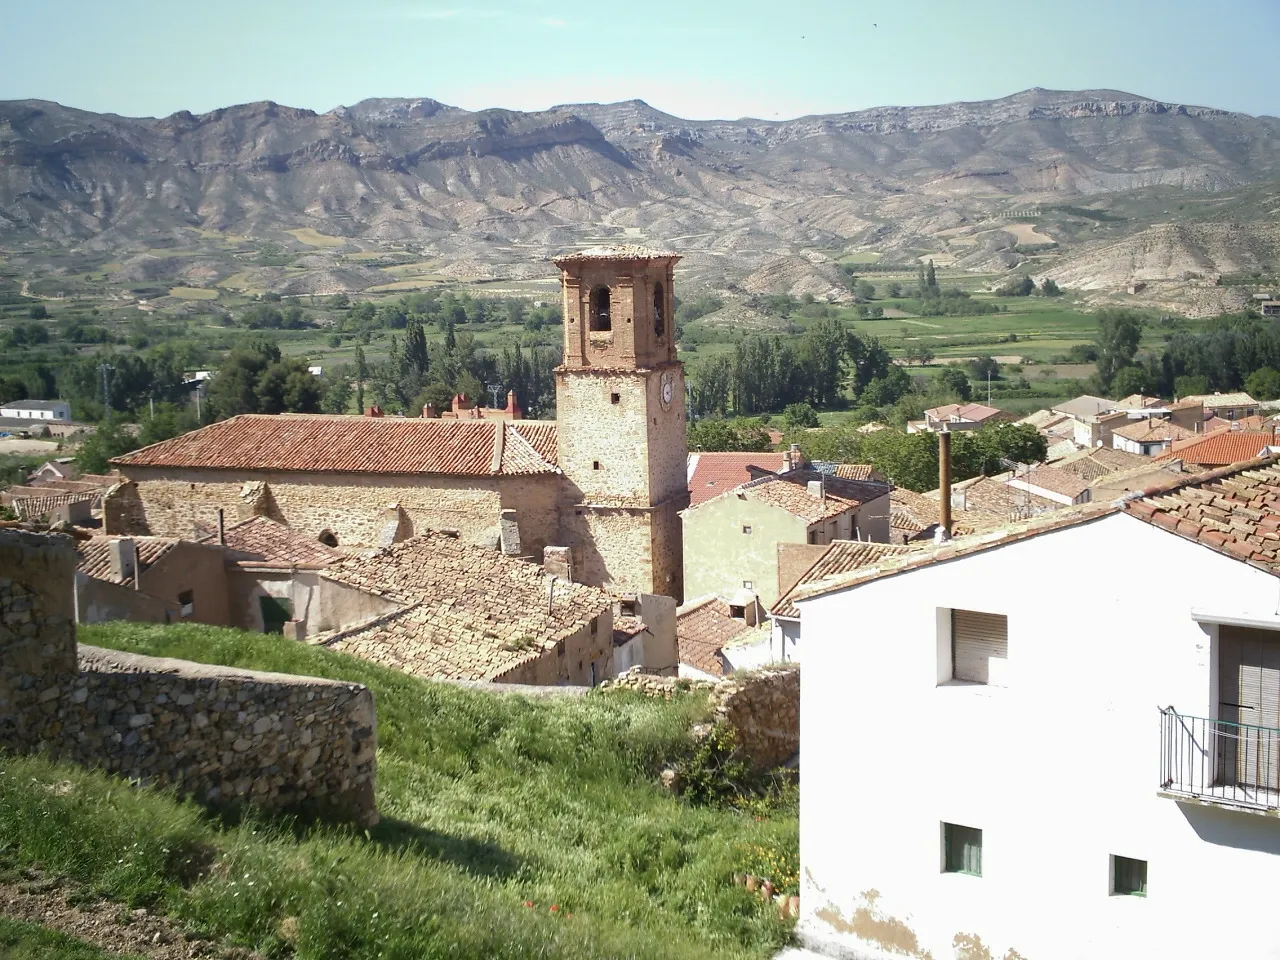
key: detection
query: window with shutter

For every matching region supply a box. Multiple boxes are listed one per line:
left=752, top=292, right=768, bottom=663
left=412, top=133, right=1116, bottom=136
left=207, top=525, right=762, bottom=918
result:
left=942, top=822, right=982, bottom=876
left=952, top=609, right=1009, bottom=685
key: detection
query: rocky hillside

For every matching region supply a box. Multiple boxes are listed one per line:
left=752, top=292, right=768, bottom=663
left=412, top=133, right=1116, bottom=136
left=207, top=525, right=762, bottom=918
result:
left=2, top=88, right=1278, bottom=294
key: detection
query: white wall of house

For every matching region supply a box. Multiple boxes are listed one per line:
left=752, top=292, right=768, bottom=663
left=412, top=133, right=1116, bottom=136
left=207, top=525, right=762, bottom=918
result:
left=1, top=401, right=71, bottom=421
left=796, top=512, right=1280, bottom=960
left=770, top=616, right=801, bottom=663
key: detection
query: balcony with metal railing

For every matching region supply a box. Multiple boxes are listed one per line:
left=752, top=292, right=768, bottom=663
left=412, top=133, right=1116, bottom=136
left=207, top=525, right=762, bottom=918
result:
left=1159, top=707, right=1280, bottom=814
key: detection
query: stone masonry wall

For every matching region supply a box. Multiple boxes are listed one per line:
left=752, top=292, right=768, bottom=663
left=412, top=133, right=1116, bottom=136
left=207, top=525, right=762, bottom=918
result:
left=0, top=529, right=378, bottom=826
left=602, top=665, right=799, bottom=771
left=107, top=469, right=560, bottom=556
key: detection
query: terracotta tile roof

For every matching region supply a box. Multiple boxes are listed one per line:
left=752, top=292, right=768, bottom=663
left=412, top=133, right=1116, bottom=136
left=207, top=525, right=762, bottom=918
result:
left=1114, top=394, right=1164, bottom=410
left=612, top=615, right=647, bottom=647
left=1045, top=439, right=1081, bottom=462
left=111, top=414, right=559, bottom=477
left=1017, top=409, right=1071, bottom=431
left=1053, top=395, right=1116, bottom=420
left=1234, top=415, right=1267, bottom=431
left=889, top=487, right=981, bottom=539
left=1159, top=431, right=1278, bottom=467
left=830, top=463, right=883, bottom=481
left=1203, top=417, right=1233, bottom=432
left=676, top=596, right=752, bottom=676
left=946, top=475, right=1061, bottom=520
left=1014, top=465, right=1092, bottom=499
left=1053, top=446, right=1152, bottom=482
left=791, top=504, right=1117, bottom=603
left=1179, top=392, right=1257, bottom=409
left=735, top=470, right=889, bottom=523
left=771, top=540, right=923, bottom=619
left=1111, top=419, right=1198, bottom=444
left=924, top=402, right=1005, bottom=423
left=200, top=516, right=340, bottom=567
left=554, top=245, right=679, bottom=262
left=320, top=532, right=611, bottom=682
left=1120, top=457, right=1280, bottom=575
left=77, top=536, right=179, bottom=585
left=687, top=452, right=788, bottom=506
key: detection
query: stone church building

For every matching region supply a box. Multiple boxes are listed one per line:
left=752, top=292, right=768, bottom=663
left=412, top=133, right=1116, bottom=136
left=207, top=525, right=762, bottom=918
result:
left=107, top=247, right=690, bottom=599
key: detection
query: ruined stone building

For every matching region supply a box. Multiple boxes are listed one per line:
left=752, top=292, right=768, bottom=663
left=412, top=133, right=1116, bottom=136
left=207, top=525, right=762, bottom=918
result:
left=106, top=247, right=689, bottom=599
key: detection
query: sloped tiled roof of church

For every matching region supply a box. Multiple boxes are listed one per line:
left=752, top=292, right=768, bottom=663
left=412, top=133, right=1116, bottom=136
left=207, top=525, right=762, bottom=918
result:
left=111, top=414, right=560, bottom=477
left=319, top=533, right=611, bottom=682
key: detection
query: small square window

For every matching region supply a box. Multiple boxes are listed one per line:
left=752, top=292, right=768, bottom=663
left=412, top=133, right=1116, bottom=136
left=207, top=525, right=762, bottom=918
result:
left=742, top=525, right=753, bottom=535
left=610, top=392, right=621, bottom=404
left=593, top=461, right=601, bottom=470
left=178, top=590, right=195, bottom=618
left=1112, top=855, right=1146, bottom=897
left=742, top=580, right=753, bottom=590
left=942, top=822, right=982, bottom=876
left=728, top=604, right=746, bottom=619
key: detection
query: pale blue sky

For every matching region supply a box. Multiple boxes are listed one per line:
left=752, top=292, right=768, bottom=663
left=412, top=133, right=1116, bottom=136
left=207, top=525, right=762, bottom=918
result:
left=2, top=0, right=1277, bottom=120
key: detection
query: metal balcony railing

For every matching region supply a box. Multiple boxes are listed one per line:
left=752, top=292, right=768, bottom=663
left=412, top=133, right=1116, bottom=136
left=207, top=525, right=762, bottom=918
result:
left=1159, top=707, right=1280, bottom=813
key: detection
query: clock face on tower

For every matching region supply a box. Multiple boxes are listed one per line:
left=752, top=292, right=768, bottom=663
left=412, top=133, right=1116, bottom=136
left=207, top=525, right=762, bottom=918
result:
left=661, top=373, right=674, bottom=409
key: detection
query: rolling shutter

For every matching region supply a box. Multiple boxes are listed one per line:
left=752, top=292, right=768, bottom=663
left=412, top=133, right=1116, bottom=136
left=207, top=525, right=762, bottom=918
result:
left=952, top=610, right=1008, bottom=685
left=1220, top=626, right=1280, bottom=791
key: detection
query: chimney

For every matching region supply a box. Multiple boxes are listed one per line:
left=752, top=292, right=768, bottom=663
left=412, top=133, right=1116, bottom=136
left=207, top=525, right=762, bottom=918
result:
left=807, top=479, right=825, bottom=500
left=543, top=545, right=574, bottom=581
left=216, top=508, right=225, bottom=546
left=506, top=390, right=523, bottom=420
left=365, top=405, right=384, bottom=417
left=422, top=403, right=438, bottom=419
left=109, top=538, right=138, bottom=586
left=451, top=393, right=472, bottom=415
left=936, top=427, right=953, bottom=543
left=789, top=443, right=804, bottom=471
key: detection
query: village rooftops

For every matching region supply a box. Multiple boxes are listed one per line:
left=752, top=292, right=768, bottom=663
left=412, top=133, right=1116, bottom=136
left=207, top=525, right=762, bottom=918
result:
left=1178, top=392, right=1258, bottom=409
left=924, top=402, right=1004, bottom=423
left=1159, top=430, right=1279, bottom=467
left=676, top=596, right=754, bottom=677
left=687, top=451, right=788, bottom=506
left=944, top=474, right=1060, bottom=520
left=1052, top=446, right=1153, bottom=482
left=200, top=516, right=341, bottom=568
left=553, top=245, right=680, bottom=263
left=1052, top=395, right=1118, bottom=420
left=77, top=536, right=179, bottom=586
left=319, top=532, right=613, bottom=682
left=0, top=400, right=71, bottom=413
left=1111, top=419, right=1199, bottom=444
left=771, top=540, right=922, bottom=620
left=110, top=414, right=560, bottom=478
left=723, top=470, right=890, bottom=523
left=822, top=463, right=884, bottom=482
left=1012, top=465, right=1093, bottom=500
left=791, top=456, right=1280, bottom=603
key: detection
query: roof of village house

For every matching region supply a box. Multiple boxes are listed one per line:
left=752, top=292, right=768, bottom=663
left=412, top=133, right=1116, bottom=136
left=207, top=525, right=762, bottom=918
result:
left=1052, top=446, right=1152, bottom=482
left=924, top=402, right=1004, bottom=422
left=1017, top=409, right=1072, bottom=431
left=792, top=457, right=1280, bottom=603
left=829, top=463, right=883, bottom=481
left=0, top=399, right=69, bottom=411
left=1114, top=394, right=1164, bottom=410
left=110, top=414, right=560, bottom=477
left=1203, top=416, right=1233, bottom=433
left=612, top=615, right=647, bottom=647
left=727, top=470, right=890, bottom=523
left=1013, top=465, right=1091, bottom=499
left=676, top=596, right=753, bottom=677
left=1159, top=430, right=1278, bottom=466
left=553, top=245, right=680, bottom=262
left=1053, top=395, right=1117, bottom=420
left=1179, top=392, right=1257, bottom=409
left=1233, top=415, right=1268, bottom=431
left=1045, top=439, right=1080, bottom=462
left=889, top=487, right=980, bottom=539
left=686, top=451, right=788, bottom=506
left=319, top=532, right=612, bottom=682
left=77, top=536, right=179, bottom=585
left=771, top=540, right=923, bottom=619
left=945, top=474, right=1061, bottom=520
left=1111, top=418, right=1199, bottom=444
left=199, top=516, right=340, bottom=567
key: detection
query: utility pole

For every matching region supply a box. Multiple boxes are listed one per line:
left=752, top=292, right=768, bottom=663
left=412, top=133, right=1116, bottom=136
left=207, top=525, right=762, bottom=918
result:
left=987, top=370, right=992, bottom=405
left=486, top=382, right=504, bottom=409
left=99, top=363, right=113, bottom=419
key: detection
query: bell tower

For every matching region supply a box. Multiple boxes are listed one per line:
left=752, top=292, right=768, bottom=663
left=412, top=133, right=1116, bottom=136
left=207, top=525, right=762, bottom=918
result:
left=553, top=247, right=688, bottom=600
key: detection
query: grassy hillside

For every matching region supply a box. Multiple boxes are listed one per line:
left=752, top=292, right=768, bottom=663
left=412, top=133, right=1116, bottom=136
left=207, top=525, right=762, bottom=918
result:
left=0, top=624, right=797, bottom=959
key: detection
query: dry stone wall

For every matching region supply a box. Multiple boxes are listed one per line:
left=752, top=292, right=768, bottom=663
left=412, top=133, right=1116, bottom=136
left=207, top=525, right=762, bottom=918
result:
left=602, top=665, right=799, bottom=770
left=0, top=528, right=378, bottom=826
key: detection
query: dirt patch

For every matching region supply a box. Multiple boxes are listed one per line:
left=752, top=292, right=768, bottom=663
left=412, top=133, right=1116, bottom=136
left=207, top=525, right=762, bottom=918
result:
left=1002, top=223, right=1055, bottom=245
left=0, top=878, right=261, bottom=960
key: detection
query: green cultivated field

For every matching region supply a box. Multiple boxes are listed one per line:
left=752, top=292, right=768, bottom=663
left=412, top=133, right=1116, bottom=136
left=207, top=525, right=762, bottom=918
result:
left=0, top=623, right=797, bottom=960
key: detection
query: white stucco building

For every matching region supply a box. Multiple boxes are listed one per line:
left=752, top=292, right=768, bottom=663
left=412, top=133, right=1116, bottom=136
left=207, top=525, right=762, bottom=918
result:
left=795, top=457, right=1280, bottom=960
left=0, top=399, right=71, bottom=421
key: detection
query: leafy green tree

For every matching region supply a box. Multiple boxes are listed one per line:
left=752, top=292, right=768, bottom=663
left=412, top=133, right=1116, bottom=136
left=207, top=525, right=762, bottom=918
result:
left=687, top=418, right=772, bottom=453
left=953, top=423, right=1047, bottom=476
left=861, top=365, right=912, bottom=406
left=355, top=345, right=367, bottom=414
left=137, top=404, right=198, bottom=447
left=1095, top=309, right=1143, bottom=390
left=1039, top=278, right=1062, bottom=297
left=937, top=366, right=972, bottom=401
left=1174, top=374, right=1209, bottom=398
left=968, top=357, right=1001, bottom=383
left=321, top=368, right=353, bottom=414
left=886, top=282, right=903, bottom=298
left=996, top=275, right=1036, bottom=297
left=782, top=402, right=820, bottom=429
left=256, top=360, right=322, bottom=414
left=1110, top=365, right=1152, bottom=398
left=855, top=280, right=876, bottom=302
left=28, top=303, right=48, bottom=320
left=1245, top=367, right=1280, bottom=401
left=0, top=376, right=27, bottom=404
left=76, top=421, right=139, bottom=474
left=207, top=339, right=281, bottom=419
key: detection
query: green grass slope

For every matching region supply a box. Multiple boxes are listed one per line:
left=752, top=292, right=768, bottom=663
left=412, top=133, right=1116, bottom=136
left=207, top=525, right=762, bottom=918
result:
left=0, top=624, right=796, bottom=960
left=0, top=917, right=144, bottom=960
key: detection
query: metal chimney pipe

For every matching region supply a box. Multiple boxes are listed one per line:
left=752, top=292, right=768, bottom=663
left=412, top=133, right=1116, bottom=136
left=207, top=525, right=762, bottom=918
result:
left=937, top=427, right=953, bottom=542
left=216, top=508, right=226, bottom=546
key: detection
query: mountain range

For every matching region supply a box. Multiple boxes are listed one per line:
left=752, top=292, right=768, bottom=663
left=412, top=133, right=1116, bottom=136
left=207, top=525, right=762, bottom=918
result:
left=2, top=87, right=1278, bottom=311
